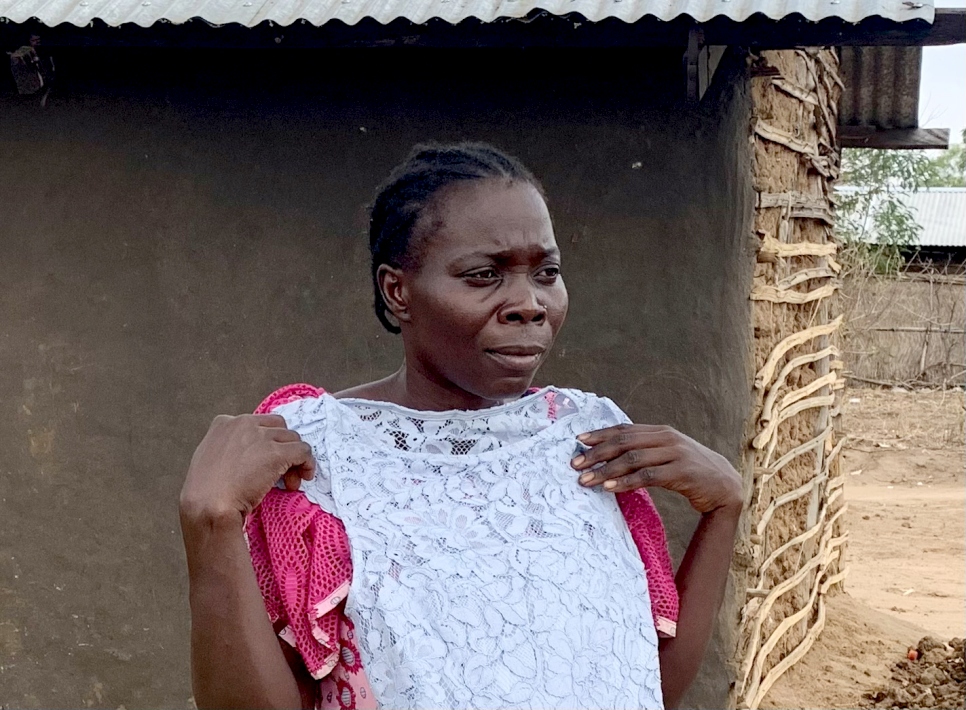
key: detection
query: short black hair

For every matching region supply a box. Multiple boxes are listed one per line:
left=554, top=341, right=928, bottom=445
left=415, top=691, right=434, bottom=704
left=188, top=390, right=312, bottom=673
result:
left=368, top=141, right=543, bottom=334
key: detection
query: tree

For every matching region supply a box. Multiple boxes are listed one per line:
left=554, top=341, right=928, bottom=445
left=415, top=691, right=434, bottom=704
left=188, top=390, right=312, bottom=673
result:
left=922, top=137, right=966, bottom=187
left=837, top=132, right=966, bottom=273
left=837, top=149, right=930, bottom=272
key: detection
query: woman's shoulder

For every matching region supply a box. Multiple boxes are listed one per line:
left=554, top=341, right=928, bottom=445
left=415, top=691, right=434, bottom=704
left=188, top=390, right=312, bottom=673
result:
left=330, top=377, right=395, bottom=401
left=551, top=386, right=632, bottom=426
left=255, top=382, right=331, bottom=448
left=255, top=383, right=339, bottom=514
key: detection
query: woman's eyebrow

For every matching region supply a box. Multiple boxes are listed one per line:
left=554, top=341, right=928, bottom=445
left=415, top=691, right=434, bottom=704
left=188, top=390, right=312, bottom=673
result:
left=459, top=247, right=561, bottom=262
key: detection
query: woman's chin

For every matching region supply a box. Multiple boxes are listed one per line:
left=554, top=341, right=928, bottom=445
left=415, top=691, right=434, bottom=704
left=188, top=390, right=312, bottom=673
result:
left=484, top=374, right=541, bottom=403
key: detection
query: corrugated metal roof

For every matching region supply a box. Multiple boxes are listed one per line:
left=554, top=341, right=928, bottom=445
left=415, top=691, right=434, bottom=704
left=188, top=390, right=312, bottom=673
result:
left=840, top=187, right=966, bottom=248
left=0, top=0, right=935, bottom=29
left=902, top=188, right=966, bottom=248
left=839, top=46, right=922, bottom=130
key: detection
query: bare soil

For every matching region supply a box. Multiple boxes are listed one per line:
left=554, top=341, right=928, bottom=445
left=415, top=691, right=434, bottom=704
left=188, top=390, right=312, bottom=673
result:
left=762, top=389, right=965, bottom=709
left=762, top=594, right=946, bottom=710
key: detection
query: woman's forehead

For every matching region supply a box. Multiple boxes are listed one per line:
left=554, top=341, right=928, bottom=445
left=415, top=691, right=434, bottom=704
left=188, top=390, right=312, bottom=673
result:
left=422, top=179, right=556, bottom=256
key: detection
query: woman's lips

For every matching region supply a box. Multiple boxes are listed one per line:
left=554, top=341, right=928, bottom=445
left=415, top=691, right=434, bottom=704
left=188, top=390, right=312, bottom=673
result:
left=484, top=347, right=545, bottom=371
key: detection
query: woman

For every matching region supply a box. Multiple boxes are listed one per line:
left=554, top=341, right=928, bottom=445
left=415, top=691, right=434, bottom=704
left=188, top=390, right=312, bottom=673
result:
left=180, top=143, right=743, bottom=710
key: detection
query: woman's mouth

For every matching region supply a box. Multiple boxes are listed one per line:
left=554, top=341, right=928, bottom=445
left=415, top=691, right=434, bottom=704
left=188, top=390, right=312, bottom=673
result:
left=484, top=346, right=546, bottom=371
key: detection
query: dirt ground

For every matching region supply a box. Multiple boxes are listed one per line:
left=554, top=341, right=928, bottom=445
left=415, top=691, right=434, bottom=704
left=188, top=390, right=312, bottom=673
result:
left=763, top=388, right=965, bottom=709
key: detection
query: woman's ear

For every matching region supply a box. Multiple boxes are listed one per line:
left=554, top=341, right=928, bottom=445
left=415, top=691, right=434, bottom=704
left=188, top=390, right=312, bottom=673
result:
left=377, top=264, right=413, bottom=326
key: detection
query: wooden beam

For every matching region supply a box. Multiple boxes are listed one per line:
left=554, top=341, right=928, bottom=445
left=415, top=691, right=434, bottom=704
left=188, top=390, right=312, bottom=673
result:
left=684, top=29, right=727, bottom=104
left=685, top=28, right=701, bottom=104
left=702, top=45, right=727, bottom=98
left=702, top=8, right=966, bottom=47
left=839, top=126, right=951, bottom=149
left=922, top=7, right=966, bottom=46
left=868, top=326, right=966, bottom=333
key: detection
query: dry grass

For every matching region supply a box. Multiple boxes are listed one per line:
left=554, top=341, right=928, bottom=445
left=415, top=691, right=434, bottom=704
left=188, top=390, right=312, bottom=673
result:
left=842, top=388, right=966, bottom=450
left=840, top=267, right=965, bottom=389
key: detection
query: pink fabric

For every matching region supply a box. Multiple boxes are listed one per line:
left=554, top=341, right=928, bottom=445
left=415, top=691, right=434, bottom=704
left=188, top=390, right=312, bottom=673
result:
left=617, top=484, right=679, bottom=637
left=246, top=383, right=679, bottom=707
left=248, top=384, right=375, bottom=709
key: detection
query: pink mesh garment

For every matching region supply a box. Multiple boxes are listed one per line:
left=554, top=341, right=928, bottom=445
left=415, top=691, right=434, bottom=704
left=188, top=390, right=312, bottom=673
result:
left=245, top=484, right=352, bottom=675
left=245, top=383, right=679, bottom=707
left=617, top=485, right=679, bottom=637
left=248, top=384, right=374, bottom=709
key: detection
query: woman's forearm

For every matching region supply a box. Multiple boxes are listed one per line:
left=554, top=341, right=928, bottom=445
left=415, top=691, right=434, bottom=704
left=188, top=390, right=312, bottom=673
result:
left=182, top=506, right=305, bottom=710
left=658, top=503, right=741, bottom=709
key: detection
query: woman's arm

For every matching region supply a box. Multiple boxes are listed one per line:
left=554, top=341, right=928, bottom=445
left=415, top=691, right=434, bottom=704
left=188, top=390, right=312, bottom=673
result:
left=572, top=423, right=744, bottom=709
left=182, top=507, right=315, bottom=709
left=656, top=502, right=741, bottom=708
left=180, top=413, right=318, bottom=710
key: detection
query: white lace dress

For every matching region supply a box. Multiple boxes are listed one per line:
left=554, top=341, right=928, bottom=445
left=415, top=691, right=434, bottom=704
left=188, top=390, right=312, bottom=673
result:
left=273, top=386, right=664, bottom=710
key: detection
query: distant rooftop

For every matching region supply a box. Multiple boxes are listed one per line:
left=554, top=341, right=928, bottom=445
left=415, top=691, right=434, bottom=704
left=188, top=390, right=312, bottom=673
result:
left=901, top=188, right=966, bottom=248
left=838, top=187, right=966, bottom=248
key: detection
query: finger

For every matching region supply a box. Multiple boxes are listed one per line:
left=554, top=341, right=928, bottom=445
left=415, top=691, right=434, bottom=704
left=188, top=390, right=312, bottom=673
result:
left=576, top=423, right=670, bottom=447
left=252, top=413, right=288, bottom=428
left=578, top=446, right=677, bottom=486
left=600, top=463, right=674, bottom=493
left=269, top=427, right=302, bottom=444
left=572, top=429, right=673, bottom=470
left=298, top=454, right=317, bottom=481
left=272, top=439, right=314, bottom=472
left=282, top=470, right=303, bottom=491
left=281, top=447, right=317, bottom=488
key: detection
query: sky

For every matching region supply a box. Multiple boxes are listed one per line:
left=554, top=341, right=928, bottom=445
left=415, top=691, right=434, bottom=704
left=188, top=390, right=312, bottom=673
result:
left=920, top=0, right=966, bottom=143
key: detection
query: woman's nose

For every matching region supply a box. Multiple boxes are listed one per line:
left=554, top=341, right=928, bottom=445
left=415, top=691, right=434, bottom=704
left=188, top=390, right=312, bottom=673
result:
left=498, top=278, right=547, bottom=324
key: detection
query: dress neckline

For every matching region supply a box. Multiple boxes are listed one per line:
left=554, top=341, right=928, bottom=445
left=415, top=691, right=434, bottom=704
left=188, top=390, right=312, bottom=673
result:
left=331, top=385, right=554, bottom=421
left=320, top=386, right=582, bottom=465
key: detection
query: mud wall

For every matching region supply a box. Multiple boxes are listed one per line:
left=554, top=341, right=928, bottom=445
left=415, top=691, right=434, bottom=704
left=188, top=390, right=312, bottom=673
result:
left=0, top=47, right=754, bottom=708
left=733, top=49, right=848, bottom=710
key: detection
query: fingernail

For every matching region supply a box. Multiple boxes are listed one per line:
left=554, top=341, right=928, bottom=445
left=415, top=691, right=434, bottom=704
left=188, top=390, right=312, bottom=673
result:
left=576, top=433, right=590, bottom=442
left=579, top=473, right=593, bottom=485
left=571, top=455, right=585, bottom=468
left=604, top=481, right=616, bottom=490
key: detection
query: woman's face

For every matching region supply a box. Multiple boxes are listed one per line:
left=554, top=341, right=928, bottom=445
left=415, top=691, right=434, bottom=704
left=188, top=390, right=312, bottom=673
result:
left=383, top=179, right=569, bottom=404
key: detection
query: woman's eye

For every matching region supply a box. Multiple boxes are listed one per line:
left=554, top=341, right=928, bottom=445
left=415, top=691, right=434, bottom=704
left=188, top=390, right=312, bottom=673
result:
left=465, top=269, right=499, bottom=281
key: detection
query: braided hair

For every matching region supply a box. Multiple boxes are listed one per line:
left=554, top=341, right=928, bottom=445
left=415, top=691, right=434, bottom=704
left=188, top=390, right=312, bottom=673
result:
left=368, top=142, right=544, bottom=334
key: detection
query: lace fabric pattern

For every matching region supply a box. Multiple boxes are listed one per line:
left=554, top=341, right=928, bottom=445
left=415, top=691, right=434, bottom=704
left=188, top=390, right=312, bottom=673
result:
left=275, top=388, right=665, bottom=710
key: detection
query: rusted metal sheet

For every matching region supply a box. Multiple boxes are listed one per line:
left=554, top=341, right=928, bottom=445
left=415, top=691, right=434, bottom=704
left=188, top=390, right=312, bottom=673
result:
left=839, top=46, right=923, bottom=131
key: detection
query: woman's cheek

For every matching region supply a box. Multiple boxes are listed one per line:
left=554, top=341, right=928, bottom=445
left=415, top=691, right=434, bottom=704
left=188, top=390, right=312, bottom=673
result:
left=549, top=287, right=569, bottom=330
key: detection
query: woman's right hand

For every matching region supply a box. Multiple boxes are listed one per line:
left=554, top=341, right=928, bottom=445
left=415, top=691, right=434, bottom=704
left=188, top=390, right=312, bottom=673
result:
left=179, top=413, right=316, bottom=525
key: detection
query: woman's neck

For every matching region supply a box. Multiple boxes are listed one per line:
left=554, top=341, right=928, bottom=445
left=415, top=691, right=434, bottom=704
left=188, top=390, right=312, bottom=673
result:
left=334, top=363, right=513, bottom=412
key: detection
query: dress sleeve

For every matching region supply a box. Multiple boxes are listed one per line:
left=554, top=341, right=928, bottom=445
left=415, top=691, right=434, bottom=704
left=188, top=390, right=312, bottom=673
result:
left=616, top=490, right=679, bottom=638
left=254, top=383, right=328, bottom=415
left=245, top=384, right=355, bottom=679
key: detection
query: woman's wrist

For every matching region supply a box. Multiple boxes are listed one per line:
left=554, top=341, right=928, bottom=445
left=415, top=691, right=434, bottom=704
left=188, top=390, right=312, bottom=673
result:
left=180, top=498, right=250, bottom=590
left=179, top=493, right=245, bottom=536
left=709, top=460, right=744, bottom=518
left=704, top=498, right=743, bottom=524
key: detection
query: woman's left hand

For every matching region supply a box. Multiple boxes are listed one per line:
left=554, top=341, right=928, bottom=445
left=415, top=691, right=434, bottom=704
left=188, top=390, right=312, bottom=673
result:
left=571, top=424, right=743, bottom=514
